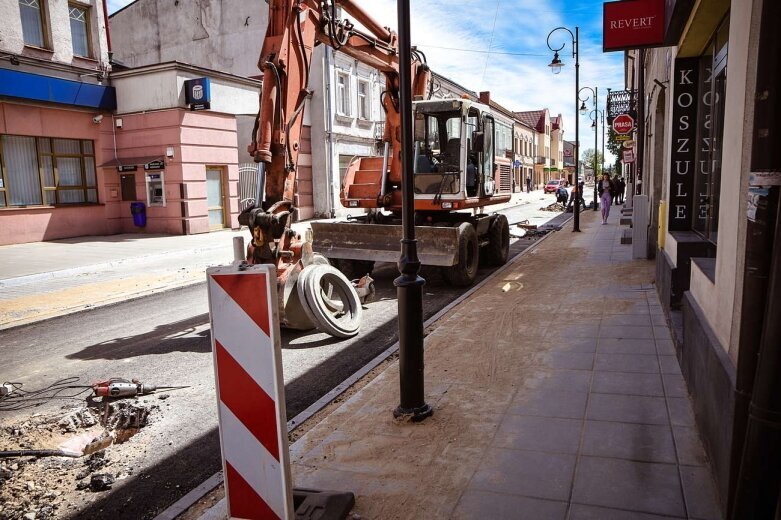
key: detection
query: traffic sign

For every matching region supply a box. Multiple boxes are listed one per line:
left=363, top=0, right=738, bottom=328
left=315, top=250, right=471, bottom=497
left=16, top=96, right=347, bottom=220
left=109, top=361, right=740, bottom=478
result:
left=207, top=264, right=293, bottom=520
left=613, top=113, right=634, bottom=135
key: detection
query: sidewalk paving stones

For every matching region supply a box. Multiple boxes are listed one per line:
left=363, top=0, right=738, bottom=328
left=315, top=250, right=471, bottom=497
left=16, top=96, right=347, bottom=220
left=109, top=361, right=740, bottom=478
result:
left=285, top=208, right=723, bottom=519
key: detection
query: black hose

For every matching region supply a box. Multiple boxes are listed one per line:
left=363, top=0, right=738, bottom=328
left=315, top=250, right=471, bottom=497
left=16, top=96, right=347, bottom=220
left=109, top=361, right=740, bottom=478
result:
left=0, top=449, right=81, bottom=459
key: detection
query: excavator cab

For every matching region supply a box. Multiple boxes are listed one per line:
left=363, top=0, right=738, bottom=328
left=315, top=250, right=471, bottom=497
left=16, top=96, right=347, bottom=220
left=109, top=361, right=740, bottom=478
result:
left=411, top=99, right=496, bottom=203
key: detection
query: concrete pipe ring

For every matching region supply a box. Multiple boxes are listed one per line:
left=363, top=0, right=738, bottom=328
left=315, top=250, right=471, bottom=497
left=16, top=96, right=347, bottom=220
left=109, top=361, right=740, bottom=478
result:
left=297, top=264, right=363, bottom=338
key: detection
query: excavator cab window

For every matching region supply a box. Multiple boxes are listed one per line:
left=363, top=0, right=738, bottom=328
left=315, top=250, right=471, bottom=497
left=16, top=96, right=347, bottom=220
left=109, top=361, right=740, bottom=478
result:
left=412, top=108, right=462, bottom=195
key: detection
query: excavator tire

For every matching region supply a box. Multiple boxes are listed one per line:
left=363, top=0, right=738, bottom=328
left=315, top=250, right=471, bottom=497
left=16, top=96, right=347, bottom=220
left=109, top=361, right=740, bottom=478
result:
left=483, top=214, right=510, bottom=266
left=331, top=259, right=375, bottom=281
left=297, top=264, right=362, bottom=338
left=443, top=222, right=479, bottom=287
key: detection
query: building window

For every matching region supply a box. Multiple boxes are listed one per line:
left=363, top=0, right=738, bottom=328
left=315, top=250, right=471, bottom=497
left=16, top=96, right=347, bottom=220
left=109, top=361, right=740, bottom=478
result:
left=19, top=0, right=46, bottom=47
left=357, top=78, right=370, bottom=120
left=69, top=5, right=90, bottom=57
left=0, top=135, right=98, bottom=207
left=336, top=71, right=351, bottom=117
left=692, top=16, right=729, bottom=244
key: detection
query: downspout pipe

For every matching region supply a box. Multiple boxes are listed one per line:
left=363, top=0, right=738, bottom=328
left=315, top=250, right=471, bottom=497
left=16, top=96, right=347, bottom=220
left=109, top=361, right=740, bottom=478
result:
left=731, top=186, right=781, bottom=518
left=636, top=49, right=645, bottom=198
left=102, top=0, right=112, bottom=52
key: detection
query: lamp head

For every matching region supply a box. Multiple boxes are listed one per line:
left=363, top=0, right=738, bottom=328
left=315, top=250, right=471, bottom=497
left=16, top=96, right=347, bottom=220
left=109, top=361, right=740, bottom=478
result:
left=548, top=51, right=564, bottom=75
left=591, top=120, right=597, bottom=129
left=579, top=101, right=587, bottom=114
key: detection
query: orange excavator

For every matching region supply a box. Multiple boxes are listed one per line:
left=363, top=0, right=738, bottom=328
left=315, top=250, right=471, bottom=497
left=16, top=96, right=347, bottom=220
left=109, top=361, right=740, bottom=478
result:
left=240, top=0, right=512, bottom=333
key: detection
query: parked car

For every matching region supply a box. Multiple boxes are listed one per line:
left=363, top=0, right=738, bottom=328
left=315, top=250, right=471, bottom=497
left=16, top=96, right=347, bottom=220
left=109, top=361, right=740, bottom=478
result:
left=544, top=179, right=565, bottom=193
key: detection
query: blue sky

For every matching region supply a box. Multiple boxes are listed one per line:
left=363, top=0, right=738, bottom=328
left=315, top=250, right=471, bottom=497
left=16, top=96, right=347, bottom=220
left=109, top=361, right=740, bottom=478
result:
left=107, top=0, right=624, bottom=161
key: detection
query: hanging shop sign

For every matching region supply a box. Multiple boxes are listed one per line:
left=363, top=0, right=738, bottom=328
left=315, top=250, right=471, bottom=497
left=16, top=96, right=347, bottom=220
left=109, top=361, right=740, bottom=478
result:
left=603, top=0, right=666, bottom=52
left=623, top=150, right=635, bottom=163
left=667, top=57, right=698, bottom=231
left=184, top=77, right=211, bottom=111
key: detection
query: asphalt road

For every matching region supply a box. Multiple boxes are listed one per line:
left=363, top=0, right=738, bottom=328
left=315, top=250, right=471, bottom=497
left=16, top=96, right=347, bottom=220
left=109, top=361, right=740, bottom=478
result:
left=0, top=200, right=572, bottom=519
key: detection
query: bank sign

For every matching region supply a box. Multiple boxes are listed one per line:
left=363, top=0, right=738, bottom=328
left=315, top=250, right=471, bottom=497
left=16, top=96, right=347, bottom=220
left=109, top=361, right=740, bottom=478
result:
left=184, top=77, right=211, bottom=111
left=603, top=0, right=666, bottom=52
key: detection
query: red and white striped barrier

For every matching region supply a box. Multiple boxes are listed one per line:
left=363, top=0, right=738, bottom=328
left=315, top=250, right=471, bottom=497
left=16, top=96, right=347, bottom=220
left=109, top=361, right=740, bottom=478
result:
left=207, top=264, right=293, bottom=520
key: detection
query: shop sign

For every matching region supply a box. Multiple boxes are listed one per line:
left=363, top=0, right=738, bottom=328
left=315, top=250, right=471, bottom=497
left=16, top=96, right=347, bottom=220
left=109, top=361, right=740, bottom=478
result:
left=668, top=57, right=698, bottom=231
left=185, top=77, right=211, bottom=111
left=623, top=150, right=635, bottom=163
left=623, top=140, right=636, bottom=148
left=603, top=0, right=666, bottom=52
left=612, top=113, right=635, bottom=134
left=145, top=160, right=165, bottom=171
left=117, top=165, right=138, bottom=172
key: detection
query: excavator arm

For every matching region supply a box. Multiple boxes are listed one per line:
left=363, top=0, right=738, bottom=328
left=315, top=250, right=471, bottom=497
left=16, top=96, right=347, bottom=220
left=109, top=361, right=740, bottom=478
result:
left=241, top=0, right=431, bottom=266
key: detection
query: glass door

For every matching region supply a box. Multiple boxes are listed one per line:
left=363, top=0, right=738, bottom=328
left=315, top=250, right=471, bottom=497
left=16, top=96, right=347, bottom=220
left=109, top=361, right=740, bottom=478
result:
left=206, top=167, right=225, bottom=230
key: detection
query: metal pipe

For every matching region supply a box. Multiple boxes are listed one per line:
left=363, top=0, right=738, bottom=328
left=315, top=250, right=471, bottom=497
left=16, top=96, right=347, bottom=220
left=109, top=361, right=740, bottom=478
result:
left=338, top=0, right=393, bottom=44
left=233, top=236, right=246, bottom=264
left=254, top=162, right=266, bottom=209
left=594, top=87, right=598, bottom=210
left=393, top=0, right=431, bottom=422
left=380, top=141, right=390, bottom=197
left=573, top=26, right=580, bottom=231
left=731, top=185, right=781, bottom=518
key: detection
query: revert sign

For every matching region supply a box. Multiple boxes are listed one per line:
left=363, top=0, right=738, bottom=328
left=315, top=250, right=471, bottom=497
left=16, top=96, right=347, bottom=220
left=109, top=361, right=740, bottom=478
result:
left=603, top=0, right=666, bottom=52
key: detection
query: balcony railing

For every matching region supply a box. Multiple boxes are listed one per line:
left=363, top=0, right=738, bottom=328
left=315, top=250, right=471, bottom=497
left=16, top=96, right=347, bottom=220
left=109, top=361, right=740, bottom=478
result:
left=534, top=156, right=547, bottom=165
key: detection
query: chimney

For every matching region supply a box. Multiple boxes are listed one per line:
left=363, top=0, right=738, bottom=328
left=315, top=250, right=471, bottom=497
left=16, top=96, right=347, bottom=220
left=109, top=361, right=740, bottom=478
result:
left=479, top=91, right=491, bottom=105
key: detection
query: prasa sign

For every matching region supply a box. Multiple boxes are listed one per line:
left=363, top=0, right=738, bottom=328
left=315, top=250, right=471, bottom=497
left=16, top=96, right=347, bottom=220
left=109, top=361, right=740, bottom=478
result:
left=612, top=113, right=634, bottom=134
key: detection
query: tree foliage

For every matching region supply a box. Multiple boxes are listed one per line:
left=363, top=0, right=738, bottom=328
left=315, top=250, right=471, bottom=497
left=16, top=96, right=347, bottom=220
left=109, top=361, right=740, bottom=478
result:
left=581, top=148, right=605, bottom=175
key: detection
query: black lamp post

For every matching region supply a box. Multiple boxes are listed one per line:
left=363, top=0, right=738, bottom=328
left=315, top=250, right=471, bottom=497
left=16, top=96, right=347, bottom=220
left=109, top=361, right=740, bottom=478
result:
left=547, top=26, right=580, bottom=232
left=578, top=86, right=598, bottom=210
left=393, top=0, right=432, bottom=422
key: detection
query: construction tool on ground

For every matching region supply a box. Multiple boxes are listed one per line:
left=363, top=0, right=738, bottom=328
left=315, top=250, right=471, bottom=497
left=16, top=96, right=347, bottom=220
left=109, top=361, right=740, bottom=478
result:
left=92, top=378, right=188, bottom=398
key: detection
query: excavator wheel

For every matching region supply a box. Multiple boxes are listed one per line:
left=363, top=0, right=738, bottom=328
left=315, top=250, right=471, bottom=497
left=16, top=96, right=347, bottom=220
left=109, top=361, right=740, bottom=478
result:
left=443, top=222, right=479, bottom=287
left=483, top=214, right=510, bottom=266
left=332, top=259, right=375, bottom=281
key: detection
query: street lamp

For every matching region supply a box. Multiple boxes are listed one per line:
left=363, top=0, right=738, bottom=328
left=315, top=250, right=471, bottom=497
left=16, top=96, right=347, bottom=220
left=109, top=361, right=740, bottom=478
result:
left=393, top=0, right=432, bottom=422
left=579, top=86, right=598, bottom=210
left=589, top=108, right=606, bottom=212
left=547, top=26, right=580, bottom=232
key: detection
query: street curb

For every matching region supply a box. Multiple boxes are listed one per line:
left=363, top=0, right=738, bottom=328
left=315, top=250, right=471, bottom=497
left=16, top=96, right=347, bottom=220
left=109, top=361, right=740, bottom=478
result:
left=163, top=218, right=568, bottom=520
left=0, top=245, right=227, bottom=289
left=0, top=279, right=206, bottom=332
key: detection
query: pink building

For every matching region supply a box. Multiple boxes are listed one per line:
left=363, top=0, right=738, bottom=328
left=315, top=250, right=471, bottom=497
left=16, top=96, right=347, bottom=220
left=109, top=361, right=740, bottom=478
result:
left=0, top=55, right=258, bottom=245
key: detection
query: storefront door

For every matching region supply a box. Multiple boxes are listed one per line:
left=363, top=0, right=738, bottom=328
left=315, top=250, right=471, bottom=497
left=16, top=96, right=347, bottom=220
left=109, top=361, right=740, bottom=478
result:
left=206, top=167, right=225, bottom=230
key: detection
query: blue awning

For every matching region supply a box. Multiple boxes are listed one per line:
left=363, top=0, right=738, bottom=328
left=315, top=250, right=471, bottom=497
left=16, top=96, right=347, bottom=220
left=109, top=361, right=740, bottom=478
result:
left=0, top=68, right=116, bottom=110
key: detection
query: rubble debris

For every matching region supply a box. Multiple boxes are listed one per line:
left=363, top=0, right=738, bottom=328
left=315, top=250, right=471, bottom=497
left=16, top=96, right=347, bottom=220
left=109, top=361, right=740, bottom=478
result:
left=540, top=202, right=567, bottom=212
left=100, top=400, right=150, bottom=430
left=58, top=408, right=98, bottom=432
left=88, top=473, right=115, bottom=492
left=1, top=400, right=156, bottom=519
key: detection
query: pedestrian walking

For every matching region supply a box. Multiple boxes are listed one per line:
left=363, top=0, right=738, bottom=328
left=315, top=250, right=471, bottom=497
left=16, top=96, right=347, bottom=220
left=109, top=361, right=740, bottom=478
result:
left=612, top=175, right=621, bottom=205
left=599, top=173, right=616, bottom=224
left=526, top=175, right=532, bottom=193
left=618, top=177, right=626, bottom=204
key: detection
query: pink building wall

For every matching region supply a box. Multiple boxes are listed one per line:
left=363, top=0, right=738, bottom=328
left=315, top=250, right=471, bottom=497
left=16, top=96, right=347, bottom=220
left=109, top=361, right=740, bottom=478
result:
left=102, top=109, right=240, bottom=236
left=0, top=102, right=111, bottom=245
left=1, top=102, right=240, bottom=245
